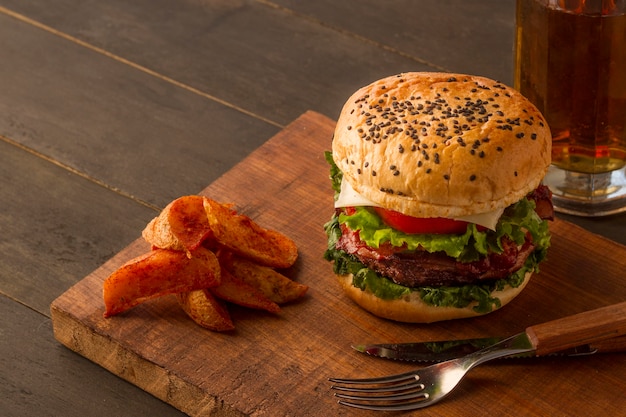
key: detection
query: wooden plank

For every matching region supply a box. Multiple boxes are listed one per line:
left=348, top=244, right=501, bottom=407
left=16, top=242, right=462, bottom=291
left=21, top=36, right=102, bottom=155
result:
left=0, top=0, right=435, bottom=126
left=51, top=111, right=626, bottom=416
left=0, top=138, right=158, bottom=314
left=0, top=295, right=185, bottom=417
left=270, top=0, right=517, bottom=85
left=0, top=11, right=280, bottom=209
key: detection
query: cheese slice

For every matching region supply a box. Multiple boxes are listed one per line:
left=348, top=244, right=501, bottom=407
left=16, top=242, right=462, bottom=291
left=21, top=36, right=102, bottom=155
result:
left=335, top=178, right=382, bottom=208
left=335, top=179, right=503, bottom=230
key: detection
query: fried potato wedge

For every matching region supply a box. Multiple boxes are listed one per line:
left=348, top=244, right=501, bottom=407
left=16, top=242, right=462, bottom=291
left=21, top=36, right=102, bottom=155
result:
left=142, top=195, right=212, bottom=254
left=176, top=289, right=235, bottom=332
left=227, top=256, right=308, bottom=304
left=103, top=247, right=221, bottom=317
left=203, top=197, right=298, bottom=268
left=210, top=268, right=281, bottom=314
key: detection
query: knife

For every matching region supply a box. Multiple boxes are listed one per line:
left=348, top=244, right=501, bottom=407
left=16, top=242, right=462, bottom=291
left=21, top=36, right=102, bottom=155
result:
left=353, top=334, right=626, bottom=362
left=353, top=302, right=626, bottom=362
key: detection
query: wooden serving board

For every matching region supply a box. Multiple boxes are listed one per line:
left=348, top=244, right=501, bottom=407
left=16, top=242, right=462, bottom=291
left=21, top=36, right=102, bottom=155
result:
left=51, top=111, right=626, bottom=417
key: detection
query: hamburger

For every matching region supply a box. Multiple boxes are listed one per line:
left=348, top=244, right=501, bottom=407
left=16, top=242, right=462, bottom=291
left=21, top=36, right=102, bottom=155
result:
left=323, top=72, right=554, bottom=323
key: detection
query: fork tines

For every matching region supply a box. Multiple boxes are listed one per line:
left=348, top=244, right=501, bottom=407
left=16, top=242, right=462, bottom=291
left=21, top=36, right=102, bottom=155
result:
left=329, top=372, right=429, bottom=411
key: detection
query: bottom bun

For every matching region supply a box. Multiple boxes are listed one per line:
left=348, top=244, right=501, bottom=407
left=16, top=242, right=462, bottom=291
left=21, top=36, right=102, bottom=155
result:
left=336, top=272, right=532, bottom=323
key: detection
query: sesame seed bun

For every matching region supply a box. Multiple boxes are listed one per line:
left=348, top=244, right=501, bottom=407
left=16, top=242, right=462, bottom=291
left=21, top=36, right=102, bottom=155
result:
left=336, top=271, right=532, bottom=323
left=332, top=72, right=552, bottom=219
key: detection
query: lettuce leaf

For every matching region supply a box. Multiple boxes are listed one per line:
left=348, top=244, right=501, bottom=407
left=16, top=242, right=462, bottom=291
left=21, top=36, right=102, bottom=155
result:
left=325, top=150, right=343, bottom=195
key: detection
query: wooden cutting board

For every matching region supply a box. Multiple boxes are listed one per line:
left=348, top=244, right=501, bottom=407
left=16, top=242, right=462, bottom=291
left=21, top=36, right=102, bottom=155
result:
left=51, top=111, right=626, bottom=417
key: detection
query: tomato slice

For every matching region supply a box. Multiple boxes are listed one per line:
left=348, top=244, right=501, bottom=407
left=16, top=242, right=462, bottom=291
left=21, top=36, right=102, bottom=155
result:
left=373, top=207, right=470, bottom=234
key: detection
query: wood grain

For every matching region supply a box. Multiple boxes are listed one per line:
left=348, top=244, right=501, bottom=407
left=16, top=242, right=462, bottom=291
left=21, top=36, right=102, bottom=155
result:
left=51, top=111, right=626, bottom=416
left=527, top=301, right=626, bottom=355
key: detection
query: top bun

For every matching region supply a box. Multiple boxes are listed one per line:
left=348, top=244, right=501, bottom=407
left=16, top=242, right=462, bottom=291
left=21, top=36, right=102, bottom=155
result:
left=332, top=72, right=551, bottom=218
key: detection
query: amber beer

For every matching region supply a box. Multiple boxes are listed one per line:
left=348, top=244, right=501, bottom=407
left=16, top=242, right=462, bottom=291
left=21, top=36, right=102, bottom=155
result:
left=515, top=0, right=626, bottom=215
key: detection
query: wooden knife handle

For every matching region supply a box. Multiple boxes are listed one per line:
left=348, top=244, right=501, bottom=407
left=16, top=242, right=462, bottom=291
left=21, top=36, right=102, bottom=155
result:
left=526, top=301, right=626, bottom=356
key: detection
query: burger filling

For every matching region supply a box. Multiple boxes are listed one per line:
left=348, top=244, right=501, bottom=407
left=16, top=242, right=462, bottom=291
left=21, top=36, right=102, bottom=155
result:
left=323, top=152, right=553, bottom=313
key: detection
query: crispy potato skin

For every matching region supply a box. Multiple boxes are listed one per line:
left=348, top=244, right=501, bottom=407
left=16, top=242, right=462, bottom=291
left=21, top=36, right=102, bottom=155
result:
left=203, top=198, right=298, bottom=268
left=142, top=196, right=212, bottom=254
left=103, top=247, right=220, bottom=317
left=226, top=256, right=308, bottom=304
left=176, top=289, right=235, bottom=332
left=210, top=268, right=280, bottom=314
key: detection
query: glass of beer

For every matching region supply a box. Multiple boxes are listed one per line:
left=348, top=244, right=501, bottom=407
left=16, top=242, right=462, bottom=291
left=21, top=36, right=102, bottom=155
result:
left=515, top=0, right=626, bottom=216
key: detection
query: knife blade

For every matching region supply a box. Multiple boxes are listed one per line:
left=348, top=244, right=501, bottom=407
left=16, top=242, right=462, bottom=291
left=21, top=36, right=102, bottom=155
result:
left=353, top=303, right=626, bottom=362
left=352, top=336, right=623, bottom=362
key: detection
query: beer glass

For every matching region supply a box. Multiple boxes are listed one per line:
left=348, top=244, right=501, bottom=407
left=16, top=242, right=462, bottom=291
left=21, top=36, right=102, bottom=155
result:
left=515, top=0, right=626, bottom=216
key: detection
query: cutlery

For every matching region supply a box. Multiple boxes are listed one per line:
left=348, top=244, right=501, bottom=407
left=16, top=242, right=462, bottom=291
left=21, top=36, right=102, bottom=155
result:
left=330, top=301, right=626, bottom=411
left=352, top=333, right=626, bottom=362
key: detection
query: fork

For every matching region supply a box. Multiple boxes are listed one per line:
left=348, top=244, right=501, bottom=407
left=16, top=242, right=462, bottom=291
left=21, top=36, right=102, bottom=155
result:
left=330, top=301, right=626, bottom=411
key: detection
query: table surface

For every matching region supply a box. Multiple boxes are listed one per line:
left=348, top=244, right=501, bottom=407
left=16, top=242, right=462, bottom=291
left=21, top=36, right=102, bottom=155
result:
left=1, top=1, right=625, bottom=416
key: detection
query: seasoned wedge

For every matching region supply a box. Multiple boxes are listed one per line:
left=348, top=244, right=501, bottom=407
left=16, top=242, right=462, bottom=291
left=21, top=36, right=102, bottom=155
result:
left=227, top=256, right=308, bottom=304
left=210, top=268, right=281, bottom=314
left=203, top=197, right=298, bottom=268
left=142, top=195, right=212, bottom=254
left=103, top=246, right=220, bottom=317
left=176, top=289, right=235, bottom=332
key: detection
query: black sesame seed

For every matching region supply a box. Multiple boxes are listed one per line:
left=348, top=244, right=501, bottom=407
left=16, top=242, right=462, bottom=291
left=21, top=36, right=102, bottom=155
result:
left=469, top=174, right=477, bottom=181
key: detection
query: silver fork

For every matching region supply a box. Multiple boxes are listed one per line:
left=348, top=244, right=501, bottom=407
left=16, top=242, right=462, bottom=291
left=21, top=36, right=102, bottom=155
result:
left=330, top=301, right=626, bottom=411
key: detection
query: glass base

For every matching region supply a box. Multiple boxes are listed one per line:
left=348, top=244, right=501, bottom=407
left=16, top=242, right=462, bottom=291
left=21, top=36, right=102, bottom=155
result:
left=543, top=165, right=626, bottom=217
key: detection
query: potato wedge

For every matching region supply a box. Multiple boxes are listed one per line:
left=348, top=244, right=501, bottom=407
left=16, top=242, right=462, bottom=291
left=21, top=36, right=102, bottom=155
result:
left=203, top=197, right=298, bottom=268
left=210, top=268, right=280, bottom=314
left=227, top=256, right=308, bottom=304
left=103, top=246, right=221, bottom=317
left=142, top=195, right=213, bottom=254
left=176, top=289, right=235, bottom=332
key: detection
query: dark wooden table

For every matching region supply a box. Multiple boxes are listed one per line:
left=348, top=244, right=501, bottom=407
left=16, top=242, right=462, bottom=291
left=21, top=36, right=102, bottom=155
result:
left=1, top=1, right=624, bottom=416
